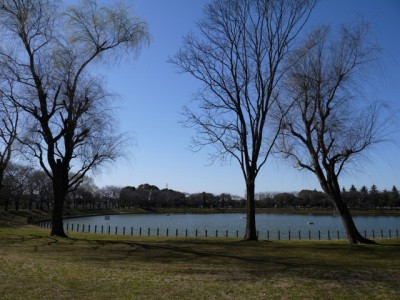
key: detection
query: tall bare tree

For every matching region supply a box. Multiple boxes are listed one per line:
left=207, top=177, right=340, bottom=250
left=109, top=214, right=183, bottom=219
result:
left=280, top=24, right=381, bottom=244
left=0, top=95, right=18, bottom=193
left=170, top=0, right=316, bottom=240
left=0, top=0, right=149, bottom=236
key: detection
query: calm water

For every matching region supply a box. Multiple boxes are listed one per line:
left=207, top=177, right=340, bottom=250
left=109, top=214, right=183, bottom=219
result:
left=63, top=213, right=400, bottom=240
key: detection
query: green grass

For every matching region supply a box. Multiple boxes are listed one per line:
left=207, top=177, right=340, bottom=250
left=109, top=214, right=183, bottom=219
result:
left=0, top=225, right=399, bottom=300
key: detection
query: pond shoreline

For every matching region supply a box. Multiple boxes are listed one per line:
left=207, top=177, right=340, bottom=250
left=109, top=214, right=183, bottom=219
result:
left=59, top=210, right=400, bottom=241
left=1, top=207, right=400, bottom=228
left=61, top=207, right=400, bottom=218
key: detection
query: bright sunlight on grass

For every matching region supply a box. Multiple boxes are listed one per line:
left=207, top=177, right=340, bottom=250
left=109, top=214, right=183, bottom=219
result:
left=1, top=225, right=399, bottom=299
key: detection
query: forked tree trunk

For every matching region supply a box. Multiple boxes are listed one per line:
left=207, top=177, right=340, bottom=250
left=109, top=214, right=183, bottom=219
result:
left=245, top=181, right=258, bottom=241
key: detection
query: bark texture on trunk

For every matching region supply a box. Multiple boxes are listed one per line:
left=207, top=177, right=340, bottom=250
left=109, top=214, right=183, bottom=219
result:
left=245, top=181, right=258, bottom=241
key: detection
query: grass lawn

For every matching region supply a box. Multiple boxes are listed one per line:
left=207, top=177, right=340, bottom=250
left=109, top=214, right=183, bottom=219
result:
left=0, top=225, right=399, bottom=300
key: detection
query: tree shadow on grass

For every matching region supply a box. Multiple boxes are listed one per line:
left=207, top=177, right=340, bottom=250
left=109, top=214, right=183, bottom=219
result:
left=10, top=233, right=400, bottom=285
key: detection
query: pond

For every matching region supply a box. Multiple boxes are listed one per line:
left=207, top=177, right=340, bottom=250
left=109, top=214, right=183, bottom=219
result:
left=60, top=213, right=400, bottom=240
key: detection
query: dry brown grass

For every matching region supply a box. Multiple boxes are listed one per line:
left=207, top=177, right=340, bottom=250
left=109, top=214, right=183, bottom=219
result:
left=0, top=225, right=399, bottom=299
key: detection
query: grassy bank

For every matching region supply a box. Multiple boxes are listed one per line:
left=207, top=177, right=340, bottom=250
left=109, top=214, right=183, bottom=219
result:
left=0, top=225, right=399, bottom=299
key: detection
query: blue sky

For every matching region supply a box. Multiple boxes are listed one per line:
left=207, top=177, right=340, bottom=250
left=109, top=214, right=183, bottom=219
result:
left=94, top=0, right=400, bottom=196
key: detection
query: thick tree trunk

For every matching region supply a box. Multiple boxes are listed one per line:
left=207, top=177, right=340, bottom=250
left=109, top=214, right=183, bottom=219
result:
left=316, top=170, right=375, bottom=244
left=244, top=181, right=258, bottom=241
left=51, top=184, right=67, bottom=237
left=332, top=192, right=375, bottom=244
left=50, top=162, right=68, bottom=237
left=333, top=195, right=375, bottom=244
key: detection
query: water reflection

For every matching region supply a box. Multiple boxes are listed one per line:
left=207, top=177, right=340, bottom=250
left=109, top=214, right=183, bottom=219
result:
left=63, top=213, right=400, bottom=240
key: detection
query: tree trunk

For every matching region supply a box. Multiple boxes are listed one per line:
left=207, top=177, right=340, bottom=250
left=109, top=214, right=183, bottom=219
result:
left=330, top=190, right=375, bottom=244
left=51, top=184, right=67, bottom=237
left=50, top=163, right=68, bottom=237
left=244, top=181, right=258, bottom=241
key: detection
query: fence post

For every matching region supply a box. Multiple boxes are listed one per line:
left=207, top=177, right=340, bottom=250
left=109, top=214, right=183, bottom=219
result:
left=101, top=225, right=103, bottom=234
left=328, top=230, right=330, bottom=240
left=236, top=230, right=239, bottom=238
left=176, top=229, right=178, bottom=237
left=288, top=230, right=291, bottom=240
left=226, top=230, right=228, bottom=237
left=82, top=224, right=85, bottom=233
left=88, top=225, right=91, bottom=233
left=115, top=226, right=118, bottom=235
left=337, top=230, right=339, bottom=240
left=205, top=229, right=208, bottom=237
left=186, top=229, right=188, bottom=237
left=77, top=224, right=80, bottom=232
left=372, top=230, right=375, bottom=238
left=157, top=228, right=159, bottom=236
left=278, top=230, right=280, bottom=240
left=267, top=230, right=270, bottom=240
left=216, top=230, right=218, bottom=237
left=66, top=223, right=69, bottom=230
left=148, top=228, right=151, bottom=236
left=166, top=228, right=168, bottom=237
left=195, top=229, right=198, bottom=237
left=389, top=229, right=391, bottom=238
left=131, top=227, right=133, bottom=236
left=95, top=225, right=97, bottom=234
left=308, top=230, right=311, bottom=240
left=108, top=226, right=111, bottom=234
left=397, top=229, right=399, bottom=238
left=123, top=227, right=125, bottom=235
left=381, top=229, right=384, bottom=238
left=318, top=230, right=321, bottom=240
left=364, top=230, right=367, bottom=238
left=298, top=230, right=301, bottom=240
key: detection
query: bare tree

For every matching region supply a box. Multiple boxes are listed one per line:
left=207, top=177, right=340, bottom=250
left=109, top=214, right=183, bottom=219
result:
left=0, top=93, right=18, bottom=192
left=170, top=0, right=316, bottom=240
left=280, top=24, right=382, bottom=244
left=99, top=185, right=122, bottom=209
left=1, top=163, right=32, bottom=211
left=0, top=0, right=149, bottom=236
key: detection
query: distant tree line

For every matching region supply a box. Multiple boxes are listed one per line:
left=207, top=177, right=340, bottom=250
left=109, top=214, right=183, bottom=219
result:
left=1, top=163, right=399, bottom=211
left=256, top=186, right=400, bottom=210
